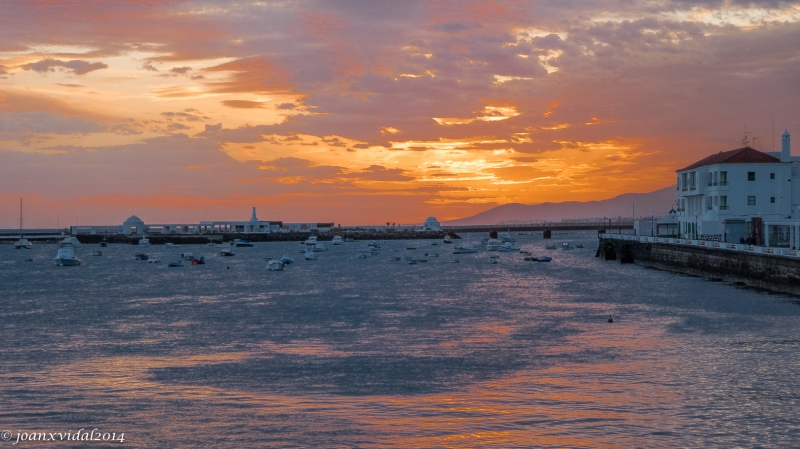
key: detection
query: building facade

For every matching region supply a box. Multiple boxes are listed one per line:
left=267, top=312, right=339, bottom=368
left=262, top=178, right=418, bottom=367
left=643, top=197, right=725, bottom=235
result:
left=675, top=130, right=800, bottom=246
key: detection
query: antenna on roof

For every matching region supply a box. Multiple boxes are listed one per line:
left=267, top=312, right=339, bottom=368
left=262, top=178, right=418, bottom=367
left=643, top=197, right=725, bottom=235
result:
left=772, top=109, right=775, bottom=151
left=742, top=124, right=753, bottom=147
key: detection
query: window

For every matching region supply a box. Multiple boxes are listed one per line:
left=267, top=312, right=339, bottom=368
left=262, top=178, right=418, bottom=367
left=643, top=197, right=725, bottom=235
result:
left=748, top=172, right=756, bottom=181
left=708, top=172, right=713, bottom=186
left=748, top=196, right=756, bottom=206
left=720, top=171, right=728, bottom=186
left=707, top=197, right=713, bottom=210
left=677, top=175, right=680, bottom=190
left=682, top=173, right=688, bottom=191
left=771, top=197, right=776, bottom=203
left=770, top=172, right=776, bottom=179
left=720, top=196, right=728, bottom=210
left=690, top=171, right=696, bottom=190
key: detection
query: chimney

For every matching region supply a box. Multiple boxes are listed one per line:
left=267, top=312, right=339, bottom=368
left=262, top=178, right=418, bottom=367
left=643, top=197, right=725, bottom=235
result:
left=781, top=129, right=791, bottom=162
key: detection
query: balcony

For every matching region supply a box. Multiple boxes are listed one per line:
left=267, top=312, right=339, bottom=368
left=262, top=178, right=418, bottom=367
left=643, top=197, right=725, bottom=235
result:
left=719, top=205, right=729, bottom=210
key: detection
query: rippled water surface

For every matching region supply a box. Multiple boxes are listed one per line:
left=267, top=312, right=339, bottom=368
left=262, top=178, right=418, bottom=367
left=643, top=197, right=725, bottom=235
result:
left=1, top=234, right=799, bottom=447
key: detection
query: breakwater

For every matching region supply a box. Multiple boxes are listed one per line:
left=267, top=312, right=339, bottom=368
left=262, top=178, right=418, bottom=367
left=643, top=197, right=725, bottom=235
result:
left=67, top=230, right=458, bottom=245
left=597, top=234, right=800, bottom=296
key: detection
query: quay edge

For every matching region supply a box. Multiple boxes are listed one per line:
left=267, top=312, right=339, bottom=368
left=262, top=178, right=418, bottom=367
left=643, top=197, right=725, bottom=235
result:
left=597, top=235, right=800, bottom=297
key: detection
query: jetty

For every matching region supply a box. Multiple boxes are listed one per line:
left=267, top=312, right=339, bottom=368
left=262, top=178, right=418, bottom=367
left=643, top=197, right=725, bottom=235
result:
left=598, top=233, right=800, bottom=296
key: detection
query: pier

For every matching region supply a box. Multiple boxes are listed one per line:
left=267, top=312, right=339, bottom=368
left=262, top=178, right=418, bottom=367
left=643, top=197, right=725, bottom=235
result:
left=443, top=220, right=634, bottom=236
left=598, top=234, right=800, bottom=296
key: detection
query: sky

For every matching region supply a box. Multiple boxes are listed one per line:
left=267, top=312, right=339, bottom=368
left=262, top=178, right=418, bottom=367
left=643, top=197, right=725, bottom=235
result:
left=2, top=0, right=800, bottom=227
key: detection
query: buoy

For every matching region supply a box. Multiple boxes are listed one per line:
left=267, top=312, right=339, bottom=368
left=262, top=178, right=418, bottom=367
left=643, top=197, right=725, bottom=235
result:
left=608, top=315, right=614, bottom=323
left=226, top=265, right=230, bottom=269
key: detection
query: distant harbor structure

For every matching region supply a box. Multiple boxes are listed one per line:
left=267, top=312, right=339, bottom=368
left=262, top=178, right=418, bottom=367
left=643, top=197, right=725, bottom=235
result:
left=71, top=207, right=336, bottom=236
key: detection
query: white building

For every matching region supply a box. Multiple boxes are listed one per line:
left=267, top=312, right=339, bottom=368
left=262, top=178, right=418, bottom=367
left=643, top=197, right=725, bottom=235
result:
left=422, top=216, right=441, bottom=231
left=675, top=130, right=800, bottom=246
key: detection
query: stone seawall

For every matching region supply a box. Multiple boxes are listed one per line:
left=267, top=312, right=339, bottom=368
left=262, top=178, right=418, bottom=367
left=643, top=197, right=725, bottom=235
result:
left=597, top=237, right=800, bottom=296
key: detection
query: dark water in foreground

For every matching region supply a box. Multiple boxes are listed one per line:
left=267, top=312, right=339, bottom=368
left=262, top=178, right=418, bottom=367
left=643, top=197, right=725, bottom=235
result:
left=1, top=234, right=799, bottom=448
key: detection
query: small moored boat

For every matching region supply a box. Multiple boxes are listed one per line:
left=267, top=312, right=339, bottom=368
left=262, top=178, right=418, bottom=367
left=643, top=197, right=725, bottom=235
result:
left=267, top=259, right=285, bottom=271
left=54, top=237, right=82, bottom=266
left=219, top=249, right=235, bottom=257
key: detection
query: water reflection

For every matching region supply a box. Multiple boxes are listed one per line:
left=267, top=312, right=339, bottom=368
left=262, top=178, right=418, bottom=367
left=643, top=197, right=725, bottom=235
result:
left=0, top=234, right=798, bottom=447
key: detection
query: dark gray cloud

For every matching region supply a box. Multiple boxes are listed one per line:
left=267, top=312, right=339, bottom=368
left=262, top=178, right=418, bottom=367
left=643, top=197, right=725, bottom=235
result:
left=21, top=58, right=108, bottom=75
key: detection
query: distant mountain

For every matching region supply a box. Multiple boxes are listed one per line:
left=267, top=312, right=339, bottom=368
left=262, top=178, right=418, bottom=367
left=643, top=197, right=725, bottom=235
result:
left=445, top=185, right=677, bottom=226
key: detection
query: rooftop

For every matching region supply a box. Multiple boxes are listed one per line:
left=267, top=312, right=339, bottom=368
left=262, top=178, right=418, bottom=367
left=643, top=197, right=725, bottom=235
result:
left=677, top=146, right=781, bottom=172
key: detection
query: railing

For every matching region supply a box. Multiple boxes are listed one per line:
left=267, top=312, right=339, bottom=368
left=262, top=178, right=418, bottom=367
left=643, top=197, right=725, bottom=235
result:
left=719, top=206, right=729, bottom=210
left=719, top=181, right=729, bottom=186
left=599, top=234, right=800, bottom=258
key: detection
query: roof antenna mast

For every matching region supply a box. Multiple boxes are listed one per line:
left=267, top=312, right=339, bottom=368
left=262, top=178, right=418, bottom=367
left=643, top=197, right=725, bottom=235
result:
left=742, top=124, right=753, bottom=147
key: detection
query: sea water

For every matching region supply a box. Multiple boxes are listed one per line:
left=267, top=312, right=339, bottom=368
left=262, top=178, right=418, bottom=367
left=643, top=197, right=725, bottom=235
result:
left=0, top=234, right=798, bottom=448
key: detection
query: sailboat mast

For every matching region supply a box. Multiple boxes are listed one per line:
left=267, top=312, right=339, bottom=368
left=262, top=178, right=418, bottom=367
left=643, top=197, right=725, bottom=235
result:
left=19, top=198, right=23, bottom=233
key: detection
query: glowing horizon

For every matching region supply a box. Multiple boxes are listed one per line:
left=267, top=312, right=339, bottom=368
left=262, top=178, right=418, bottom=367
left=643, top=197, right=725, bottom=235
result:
left=2, top=1, right=799, bottom=227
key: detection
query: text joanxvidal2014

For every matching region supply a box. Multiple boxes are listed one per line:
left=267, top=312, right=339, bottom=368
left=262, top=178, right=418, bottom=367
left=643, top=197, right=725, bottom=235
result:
left=1, top=429, right=124, bottom=445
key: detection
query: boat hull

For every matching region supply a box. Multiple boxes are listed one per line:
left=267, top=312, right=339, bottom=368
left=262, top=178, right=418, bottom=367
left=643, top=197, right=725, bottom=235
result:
left=54, top=258, right=81, bottom=266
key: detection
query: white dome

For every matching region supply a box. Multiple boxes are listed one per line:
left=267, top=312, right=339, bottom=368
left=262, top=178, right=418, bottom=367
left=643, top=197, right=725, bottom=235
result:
left=123, top=215, right=145, bottom=225
left=424, top=216, right=439, bottom=224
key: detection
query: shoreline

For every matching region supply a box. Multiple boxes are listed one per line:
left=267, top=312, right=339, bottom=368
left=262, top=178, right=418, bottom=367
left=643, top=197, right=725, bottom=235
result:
left=5, top=230, right=462, bottom=245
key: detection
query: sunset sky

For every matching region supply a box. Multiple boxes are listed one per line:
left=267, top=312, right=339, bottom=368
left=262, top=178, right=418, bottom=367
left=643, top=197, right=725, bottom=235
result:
left=2, top=0, right=800, bottom=227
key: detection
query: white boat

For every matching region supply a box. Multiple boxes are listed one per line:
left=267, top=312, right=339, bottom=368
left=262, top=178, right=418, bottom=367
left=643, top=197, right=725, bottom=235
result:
left=561, top=242, right=574, bottom=250
left=138, top=236, right=150, bottom=246
left=498, top=242, right=521, bottom=252
left=406, top=245, right=417, bottom=250
left=304, top=249, right=318, bottom=260
left=280, top=254, right=295, bottom=264
left=134, top=253, right=150, bottom=260
left=54, top=237, right=82, bottom=266
left=267, top=259, right=285, bottom=271
left=232, top=239, right=254, bottom=247
left=545, top=244, right=557, bottom=250
left=14, top=237, right=32, bottom=249
left=486, top=238, right=501, bottom=251
left=219, top=249, right=235, bottom=257
left=167, top=260, right=184, bottom=267
left=498, top=232, right=516, bottom=243
left=312, top=243, right=327, bottom=252
left=305, top=236, right=318, bottom=246
left=443, top=235, right=453, bottom=244
left=331, top=235, right=344, bottom=245
left=14, top=199, right=32, bottom=249
left=165, top=242, right=180, bottom=248
left=180, top=252, right=194, bottom=260
left=453, top=244, right=478, bottom=254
